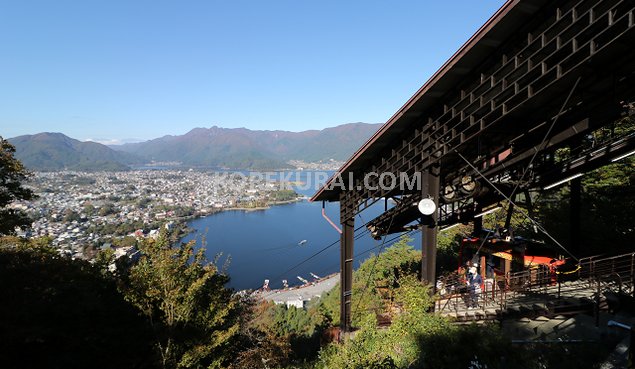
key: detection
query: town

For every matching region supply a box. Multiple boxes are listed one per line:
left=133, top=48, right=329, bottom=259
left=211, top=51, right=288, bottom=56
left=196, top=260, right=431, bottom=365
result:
left=12, top=170, right=302, bottom=258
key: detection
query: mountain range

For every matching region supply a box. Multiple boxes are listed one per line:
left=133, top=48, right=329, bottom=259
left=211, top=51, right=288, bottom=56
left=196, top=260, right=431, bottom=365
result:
left=8, top=123, right=381, bottom=171
left=9, top=133, right=138, bottom=171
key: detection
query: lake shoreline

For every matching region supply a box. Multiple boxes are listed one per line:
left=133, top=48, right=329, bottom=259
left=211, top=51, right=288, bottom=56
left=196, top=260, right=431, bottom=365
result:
left=170, top=198, right=304, bottom=223
left=179, top=173, right=400, bottom=291
left=254, top=273, right=339, bottom=302
left=220, top=198, right=303, bottom=213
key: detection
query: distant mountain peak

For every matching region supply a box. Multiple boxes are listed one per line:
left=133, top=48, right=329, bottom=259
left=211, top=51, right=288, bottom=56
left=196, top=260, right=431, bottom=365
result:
left=111, top=123, right=381, bottom=169
left=9, top=132, right=137, bottom=172
left=10, top=122, right=382, bottom=171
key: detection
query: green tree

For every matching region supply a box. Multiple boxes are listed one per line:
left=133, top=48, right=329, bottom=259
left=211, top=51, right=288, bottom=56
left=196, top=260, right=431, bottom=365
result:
left=98, top=202, right=116, bottom=216
left=231, top=328, right=292, bottom=369
left=62, top=208, right=80, bottom=222
left=0, top=238, right=156, bottom=369
left=231, top=301, right=295, bottom=369
left=123, top=232, right=240, bottom=369
left=503, top=117, right=635, bottom=257
left=269, top=189, right=299, bottom=202
left=316, top=313, right=399, bottom=369
left=117, top=235, right=138, bottom=247
left=241, top=300, right=328, bottom=366
left=319, top=235, right=421, bottom=326
left=138, top=197, right=152, bottom=209
left=83, top=203, right=96, bottom=216
left=436, top=223, right=473, bottom=274
left=0, top=137, right=35, bottom=235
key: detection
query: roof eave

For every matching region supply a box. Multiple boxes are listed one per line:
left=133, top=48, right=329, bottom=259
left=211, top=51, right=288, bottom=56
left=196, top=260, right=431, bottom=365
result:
left=311, top=0, right=536, bottom=203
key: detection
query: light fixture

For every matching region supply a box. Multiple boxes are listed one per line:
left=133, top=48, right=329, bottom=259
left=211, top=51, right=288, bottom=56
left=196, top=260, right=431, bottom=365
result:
left=474, top=205, right=502, bottom=218
left=417, top=198, right=437, bottom=215
left=611, top=149, right=635, bottom=162
left=543, top=173, right=583, bottom=190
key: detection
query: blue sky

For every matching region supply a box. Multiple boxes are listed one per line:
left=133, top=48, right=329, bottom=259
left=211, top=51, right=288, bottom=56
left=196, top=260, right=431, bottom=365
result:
left=0, top=0, right=505, bottom=143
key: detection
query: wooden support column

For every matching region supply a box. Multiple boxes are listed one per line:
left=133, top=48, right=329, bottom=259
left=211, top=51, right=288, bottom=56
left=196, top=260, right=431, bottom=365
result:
left=570, top=177, right=582, bottom=256
left=421, top=166, right=440, bottom=287
left=502, top=258, right=511, bottom=275
left=340, top=198, right=355, bottom=333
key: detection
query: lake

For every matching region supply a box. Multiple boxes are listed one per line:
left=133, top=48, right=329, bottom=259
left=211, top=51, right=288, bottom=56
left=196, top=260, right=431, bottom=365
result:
left=182, top=171, right=422, bottom=291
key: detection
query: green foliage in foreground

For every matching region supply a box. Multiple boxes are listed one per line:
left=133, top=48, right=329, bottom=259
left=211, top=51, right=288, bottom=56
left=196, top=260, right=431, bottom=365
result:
left=123, top=233, right=240, bottom=369
left=232, top=301, right=329, bottom=368
left=0, top=232, right=240, bottom=369
left=315, top=274, right=526, bottom=369
left=0, top=238, right=156, bottom=369
left=319, top=235, right=421, bottom=327
left=0, top=233, right=621, bottom=369
left=0, top=137, right=35, bottom=235
left=312, top=237, right=614, bottom=369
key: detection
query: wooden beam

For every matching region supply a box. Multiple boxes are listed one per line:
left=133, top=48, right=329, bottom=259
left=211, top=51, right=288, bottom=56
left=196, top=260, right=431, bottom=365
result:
left=421, top=166, right=440, bottom=288
left=340, top=195, right=355, bottom=332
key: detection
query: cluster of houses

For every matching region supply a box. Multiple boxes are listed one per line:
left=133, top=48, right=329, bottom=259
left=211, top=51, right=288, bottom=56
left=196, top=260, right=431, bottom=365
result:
left=12, top=170, right=296, bottom=258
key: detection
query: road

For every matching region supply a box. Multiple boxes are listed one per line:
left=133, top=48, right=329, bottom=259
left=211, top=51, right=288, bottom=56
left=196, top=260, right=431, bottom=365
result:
left=256, top=273, right=339, bottom=303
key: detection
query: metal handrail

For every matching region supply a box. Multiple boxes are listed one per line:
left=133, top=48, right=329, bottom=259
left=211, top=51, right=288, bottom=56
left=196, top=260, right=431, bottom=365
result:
left=436, top=251, right=635, bottom=316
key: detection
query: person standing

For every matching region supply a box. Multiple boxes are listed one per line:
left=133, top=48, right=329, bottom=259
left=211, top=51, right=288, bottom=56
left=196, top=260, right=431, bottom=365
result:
left=468, top=266, right=483, bottom=309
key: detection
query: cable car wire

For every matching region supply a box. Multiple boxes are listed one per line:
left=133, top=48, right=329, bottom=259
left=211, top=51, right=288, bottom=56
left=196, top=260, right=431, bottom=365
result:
left=456, top=151, right=579, bottom=262
left=260, top=219, right=375, bottom=289
left=352, top=189, right=406, bottom=319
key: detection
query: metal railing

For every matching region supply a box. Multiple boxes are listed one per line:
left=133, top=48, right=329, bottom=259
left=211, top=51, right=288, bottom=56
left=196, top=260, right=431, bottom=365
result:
left=435, top=252, right=635, bottom=319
